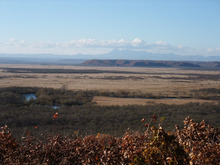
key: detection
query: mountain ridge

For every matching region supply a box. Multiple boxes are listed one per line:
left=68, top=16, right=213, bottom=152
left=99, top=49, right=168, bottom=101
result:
left=1, top=49, right=220, bottom=62
left=81, top=59, right=220, bottom=68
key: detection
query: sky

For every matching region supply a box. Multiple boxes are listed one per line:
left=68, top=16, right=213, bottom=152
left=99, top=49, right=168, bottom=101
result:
left=0, top=0, right=220, bottom=56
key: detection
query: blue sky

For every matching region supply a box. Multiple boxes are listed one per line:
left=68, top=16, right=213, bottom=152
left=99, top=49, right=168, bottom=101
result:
left=0, top=0, right=220, bottom=56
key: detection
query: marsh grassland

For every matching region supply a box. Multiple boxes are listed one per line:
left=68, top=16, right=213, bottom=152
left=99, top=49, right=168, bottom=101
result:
left=1, top=64, right=220, bottom=105
left=0, top=64, right=220, bottom=138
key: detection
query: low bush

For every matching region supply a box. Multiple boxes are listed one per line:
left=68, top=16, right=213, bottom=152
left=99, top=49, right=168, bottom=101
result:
left=0, top=116, right=219, bottom=164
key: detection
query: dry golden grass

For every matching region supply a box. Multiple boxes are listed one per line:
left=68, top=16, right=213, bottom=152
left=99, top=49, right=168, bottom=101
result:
left=1, top=64, right=220, bottom=98
left=93, top=96, right=219, bottom=106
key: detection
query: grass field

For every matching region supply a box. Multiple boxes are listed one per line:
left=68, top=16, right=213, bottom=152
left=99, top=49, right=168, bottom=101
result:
left=93, top=96, right=219, bottom=106
left=0, top=63, right=220, bottom=139
left=1, top=64, right=220, bottom=105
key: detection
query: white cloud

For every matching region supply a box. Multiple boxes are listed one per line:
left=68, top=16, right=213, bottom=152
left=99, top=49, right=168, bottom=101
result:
left=178, top=45, right=183, bottom=49
left=131, top=38, right=144, bottom=47
left=205, top=48, right=220, bottom=56
left=68, top=39, right=97, bottom=47
left=0, top=38, right=219, bottom=56
left=155, top=40, right=168, bottom=46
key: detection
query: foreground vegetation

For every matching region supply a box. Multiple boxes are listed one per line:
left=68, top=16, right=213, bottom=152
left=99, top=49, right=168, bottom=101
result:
left=1, top=116, right=219, bottom=164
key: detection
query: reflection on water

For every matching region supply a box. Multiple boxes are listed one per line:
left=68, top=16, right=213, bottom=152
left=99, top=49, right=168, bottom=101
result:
left=23, top=94, right=61, bottom=109
left=52, top=105, right=60, bottom=109
left=23, top=93, right=37, bottom=101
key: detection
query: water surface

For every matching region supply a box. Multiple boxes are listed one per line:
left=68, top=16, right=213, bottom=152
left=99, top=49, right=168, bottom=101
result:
left=23, top=93, right=37, bottom=101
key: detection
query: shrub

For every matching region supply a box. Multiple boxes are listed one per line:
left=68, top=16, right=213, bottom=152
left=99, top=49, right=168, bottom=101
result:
left=1, top=115, right=219, bottom=164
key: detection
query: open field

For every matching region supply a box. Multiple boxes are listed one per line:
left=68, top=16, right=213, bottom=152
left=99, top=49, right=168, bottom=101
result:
left=1, top=64, right=220, bottom=101
left=0, top=64, right=220, bottom=138
left=93, top=96, right=220, bottom=106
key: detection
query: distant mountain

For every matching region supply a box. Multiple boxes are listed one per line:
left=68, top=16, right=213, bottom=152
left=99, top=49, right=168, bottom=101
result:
left=81, top=59, right=220, bottom=68
left=0, top=49, right=220, bottom=65
left=94, top=49, right=220, bottom=61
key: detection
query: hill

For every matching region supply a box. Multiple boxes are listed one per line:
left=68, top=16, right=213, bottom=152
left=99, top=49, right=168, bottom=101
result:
left=81, top=59, right=220, bottom=68
left=1, top=49, right=220, bottom=65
